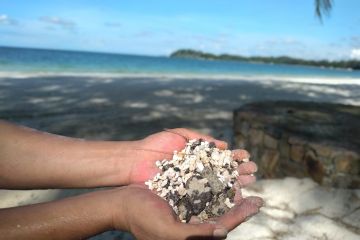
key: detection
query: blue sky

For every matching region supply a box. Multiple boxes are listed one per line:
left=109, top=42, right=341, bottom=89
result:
left=0, top=0, right=359, bottom=60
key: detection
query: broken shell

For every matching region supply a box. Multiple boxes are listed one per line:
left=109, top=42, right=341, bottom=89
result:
left=224, top=198, right=235, bottom=208
left=145, top=138, right=242, bottom=222
left=161, top=179, right=168, bottom=187
left=196, top=161, right=204, bottom=172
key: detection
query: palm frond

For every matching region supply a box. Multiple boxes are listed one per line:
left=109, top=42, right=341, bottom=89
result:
left=315, top=0, right=333, bottom=22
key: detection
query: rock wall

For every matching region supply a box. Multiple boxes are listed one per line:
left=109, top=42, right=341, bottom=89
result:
left=233, top=101, right=360, bottom=188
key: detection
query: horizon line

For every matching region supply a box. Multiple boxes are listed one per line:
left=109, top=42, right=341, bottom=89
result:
left=0, top=44, right=354, bottom=62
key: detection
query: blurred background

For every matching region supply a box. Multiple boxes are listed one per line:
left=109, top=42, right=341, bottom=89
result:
left=0, top=0, right=359, bottom=239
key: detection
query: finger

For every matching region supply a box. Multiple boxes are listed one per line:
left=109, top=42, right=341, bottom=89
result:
left=214, top=140, right=228, bottom=150
left=168, top=128, right=228, bottom=150
left=189, top=216, right=201, bottom=224
left=216, top=196, right=263, bottom=231
left=245, top=196, right=264, bottom=208
left=237, top=161, right=258, bottom=175
left=233, top=184, right=243, bottom=204
left=237, top=175, right=256, bottom=187
left=170, top=221, right=227, bottom=239
left=232, top=149, right=250, bottom=161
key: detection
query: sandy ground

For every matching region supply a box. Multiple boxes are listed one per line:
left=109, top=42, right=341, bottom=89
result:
left=1, top=75, right=359, bottom=140
left=1, top=75, right=360, bottom=239
left=231, top=177, right=360, bottom=240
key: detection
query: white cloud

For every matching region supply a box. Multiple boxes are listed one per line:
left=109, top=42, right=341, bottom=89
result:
left=350, top=49, right=360, bottom=59
left=39, top=16, right=76, bottom=30
left=0, top=14, right=7, bottom=22
left=0, top=14, right=18, bottom=25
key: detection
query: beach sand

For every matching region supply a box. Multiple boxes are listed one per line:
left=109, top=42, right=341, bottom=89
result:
left=1, top=75, right=359, bottom=141
left=1, top=75, right=360, bottom=239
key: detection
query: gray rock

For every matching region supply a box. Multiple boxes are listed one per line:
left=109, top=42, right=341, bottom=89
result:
left=201, top=167, right=224, bottom=195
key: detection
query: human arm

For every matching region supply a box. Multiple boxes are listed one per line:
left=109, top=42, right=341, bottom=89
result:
left=0, top=189, right=114, bottom=239
left=0, top=120, right=138, bottom=189
left=0, top=120, right=262, bottom=239
left=0, top=120, right=255, bottom=189
left=0, top=185, right=263, bottom=240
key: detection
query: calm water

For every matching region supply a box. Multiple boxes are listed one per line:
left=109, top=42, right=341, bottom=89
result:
left=1, top=46, right=360, bottom=79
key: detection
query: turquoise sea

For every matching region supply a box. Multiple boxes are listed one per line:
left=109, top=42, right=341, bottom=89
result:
left=1, top=46, right=360, bottom=80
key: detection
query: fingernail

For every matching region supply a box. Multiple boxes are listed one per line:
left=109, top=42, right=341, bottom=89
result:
left=219, top=141, right=228, bottom=149
left=213, top=227, right=228, bottom=238
left=247, top=197, right=264, bottom=208
left=254, top=199, right=264, bottom=208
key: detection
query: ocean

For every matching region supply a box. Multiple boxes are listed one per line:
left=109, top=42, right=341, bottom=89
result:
left=1, top=46, right=360, bottom=81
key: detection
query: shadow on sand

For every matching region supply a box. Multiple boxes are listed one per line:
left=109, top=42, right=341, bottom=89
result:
left=1, top=76, right=359, bottom=239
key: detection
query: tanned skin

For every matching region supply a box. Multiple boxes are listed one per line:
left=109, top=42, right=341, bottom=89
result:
left=0, top=120, right=263, bottom=240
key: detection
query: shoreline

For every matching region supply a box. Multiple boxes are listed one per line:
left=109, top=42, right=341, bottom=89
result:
left=1, top=71, right=360, bottom=85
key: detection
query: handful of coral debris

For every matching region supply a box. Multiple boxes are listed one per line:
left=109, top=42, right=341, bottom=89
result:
left=145, top=139, right=248, bottom=222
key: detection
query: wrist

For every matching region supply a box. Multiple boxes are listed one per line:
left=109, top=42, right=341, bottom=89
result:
left=75, top=140, right=140, bottom=187
left=79, top=190, right=116, bottom=233
left=102, top=187, right=130, bottom=231
left=76, top=188, right=130, bottom=233
left=110, top=140, right=143, bottom=186
left=0, top=189, right=120, bottom=239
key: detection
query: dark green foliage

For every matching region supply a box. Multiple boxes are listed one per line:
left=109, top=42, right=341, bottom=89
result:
left=315, top=0, right=333, bottom=21
left=170, top=49, right=360, bottom=70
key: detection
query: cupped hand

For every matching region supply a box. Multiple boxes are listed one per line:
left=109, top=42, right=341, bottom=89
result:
left=112, top=185, right=263, bottom=240
left=122, top=128, right=262, bottom=239
left=129, top=128, right=258, bottom=187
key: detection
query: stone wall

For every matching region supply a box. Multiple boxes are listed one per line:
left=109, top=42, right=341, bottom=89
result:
left=233, top=101, right=360, bottom=188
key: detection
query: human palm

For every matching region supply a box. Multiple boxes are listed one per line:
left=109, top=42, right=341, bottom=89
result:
left=123, top=128, right=262, bottom=239
left=115, top=185, right=263, bottom=240
left=129, top=128, right=258, bottom=187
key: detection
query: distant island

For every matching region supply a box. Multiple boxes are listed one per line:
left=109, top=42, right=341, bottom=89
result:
left=170, top=49, right=360, bottom=70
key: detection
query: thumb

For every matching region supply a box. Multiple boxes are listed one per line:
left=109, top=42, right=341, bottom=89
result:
left=216, top=196, right=263, bottom=231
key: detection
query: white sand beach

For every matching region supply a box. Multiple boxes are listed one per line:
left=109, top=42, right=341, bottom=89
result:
left=1, top=75, right=360, bottom=239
